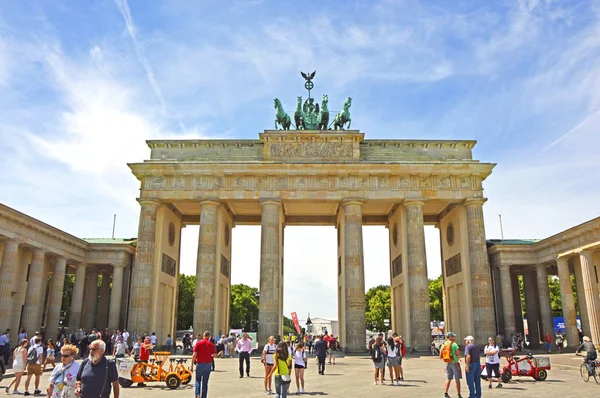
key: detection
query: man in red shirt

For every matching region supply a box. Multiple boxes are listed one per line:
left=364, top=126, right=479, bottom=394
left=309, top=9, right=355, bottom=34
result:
left=137, top=336, right=153, bottom=387
left=192, top=331, right=216, bottom=398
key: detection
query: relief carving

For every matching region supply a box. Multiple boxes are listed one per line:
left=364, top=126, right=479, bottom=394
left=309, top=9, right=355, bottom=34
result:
left=192, top=178, right=208, bottom=189
left=460, top=177, right=471, bottom=188
left=438, top=177, right=451, bottom=190
left=357, top=177, right=369, bottom=189
left=339, top=177, right=349, bottom=189
left=296, top=177, right=307, bottom=189
left=172, top=178, right=185, bottom=189
left=399, top=177, right=410, bottom=189
left=234, top=177, right=245, bottom=188
left=256, top=177, right=267, bottom=189
left=379, top=177, right=389, bottom=189
left=315, top=177, right=328, bottom=189
left=269, top=142, right=353, bottom=159
left=275, top=177, right=287, bottom=189
left=214, top=177, right=224, bottom=189
left=419, top=177, right=431, bottom=189
left=148, top=177, right=165, bottom=189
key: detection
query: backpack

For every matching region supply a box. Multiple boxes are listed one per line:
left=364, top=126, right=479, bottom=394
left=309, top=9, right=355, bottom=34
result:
left=27, top=346, right=38, bottom=364
left=440, top=342, right=452, bottom=363
left=371, top=345, right=383, bottom=362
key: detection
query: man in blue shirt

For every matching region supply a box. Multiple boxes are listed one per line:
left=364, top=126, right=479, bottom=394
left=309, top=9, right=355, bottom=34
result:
left=464, top=335, right=482, bottom=398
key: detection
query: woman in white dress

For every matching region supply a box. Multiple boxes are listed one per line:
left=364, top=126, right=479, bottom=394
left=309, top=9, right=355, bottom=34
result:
left=261, top=336, right=277, bottom=395
left=47, top=344, right=81, bottom=398
left=5, top=339, right=28, bottom=394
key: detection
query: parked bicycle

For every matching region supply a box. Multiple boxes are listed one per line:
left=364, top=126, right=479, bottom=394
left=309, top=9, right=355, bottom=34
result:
left=576, top=353, right=600, bottom=384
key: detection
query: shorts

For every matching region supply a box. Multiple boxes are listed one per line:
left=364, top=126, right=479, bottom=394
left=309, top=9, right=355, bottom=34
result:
left=327, top=348, right=333, bottom=355
left=397, top=356, right=403, bottom=365
left=446, top=363, right=462, bottom=380
left=374, top=359, right=385, bottom=369
left=295, top=364, right=305, bottom=369
left=27, top=363, right=41, bottom=376
left=264, top=362, right=274, bottom=367
left=386, top=356, right=399, bottom=367
left=485, top=363, right=500, bottom=378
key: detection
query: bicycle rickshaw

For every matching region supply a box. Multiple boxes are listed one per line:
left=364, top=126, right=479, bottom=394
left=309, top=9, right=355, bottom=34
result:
left=117, top=351, right=192, bottom=389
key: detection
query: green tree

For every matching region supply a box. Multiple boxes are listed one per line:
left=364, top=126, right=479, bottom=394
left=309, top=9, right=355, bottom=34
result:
left=230, top=284, right=259, bottom=330
left=365, top=285, right=391, bottom=331
left=429, top=275, right=444, bottom=321
left=177, top=274, right=195, bottom=330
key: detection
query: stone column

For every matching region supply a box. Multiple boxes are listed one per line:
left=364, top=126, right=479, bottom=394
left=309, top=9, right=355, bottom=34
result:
left=258, top=200, right=283, bottom=345
left=68, top=264, right=86, bottom=329
left=194, top=200, right=220, bottom=334
left=499, top=264, right=516, bottom=337
left=22, top=249, right=46, bottom=333
left=96, top=273, right=111, bottom=329
left=108, top=264, right=125, bottom=330
left=0, top=239, right=20, bottom=323
left=45, top=257, right=67, bottom=341
left=465, top=198, right=496, bottom=343
left=557, top=258, right=579, bottom=347
left=341, top=200, right=366, bottom=353
left=522, top=269, right=540, bottom=347
left=83, top=269, right=99, bottom=330
left=129, top=199, right=159, bottom=335
left=405, top=199, right=430, bottom=350
left=536, top=263, right=554, bottom=338
left=579, top=251, right=600, bottom=348
left=511, top=273, right=525, bottom=335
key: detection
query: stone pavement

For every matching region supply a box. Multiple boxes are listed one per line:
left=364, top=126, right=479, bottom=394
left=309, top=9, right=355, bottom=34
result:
left=0, top=353, right=598, bottom=397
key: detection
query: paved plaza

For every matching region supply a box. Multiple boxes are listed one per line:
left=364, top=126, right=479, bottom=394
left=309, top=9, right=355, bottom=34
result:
left=1, top=353, right=598, bottom=397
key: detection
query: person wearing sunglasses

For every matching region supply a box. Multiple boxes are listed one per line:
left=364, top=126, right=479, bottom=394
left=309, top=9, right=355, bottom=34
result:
left=75, top=340, right=119, bottom=398
left=47, top=344, right=81, bottom=397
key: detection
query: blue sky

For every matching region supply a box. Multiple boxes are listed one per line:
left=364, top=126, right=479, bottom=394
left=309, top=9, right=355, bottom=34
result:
left=1, top=0, right=599, bottom=321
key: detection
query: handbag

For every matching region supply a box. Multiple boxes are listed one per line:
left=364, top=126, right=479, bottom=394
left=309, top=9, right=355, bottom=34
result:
left=277, top=359, right=291, bottom=383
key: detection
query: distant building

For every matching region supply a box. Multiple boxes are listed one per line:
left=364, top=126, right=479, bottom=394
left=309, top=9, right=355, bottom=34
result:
left=301, top=317, right=339, bottom=337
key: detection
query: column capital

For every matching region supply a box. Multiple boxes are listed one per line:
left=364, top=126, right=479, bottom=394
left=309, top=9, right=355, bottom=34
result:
left=137, top=198, right=161, bottom=207
left=556, top=256, right=570, bottom=266
left=199, top=199, right=221, bottom=207
left=260, top=199, right=282, bottom=207
left=2, top=238, right=20, bottom=248
left=340, top=198, right=364, bottom=207
left=403, top=198, right=426, bottom=208
left=75, top=262, right=87, bottom=269
left=536, top=263, right=549, bottom=270
left=31, top=248, right=46, bottom=255
left=112, top=262, right=127, bottom=269
left=464, top=197, right=488, bottom=206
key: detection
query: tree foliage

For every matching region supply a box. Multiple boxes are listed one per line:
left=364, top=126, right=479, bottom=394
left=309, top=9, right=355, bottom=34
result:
left=230, top=284, right=259, bottom=330
left=429, top=275, right=444, bottom=321
left=177, top=274, right=196, bottom=330
left=365, top=285, right=391, bottom=332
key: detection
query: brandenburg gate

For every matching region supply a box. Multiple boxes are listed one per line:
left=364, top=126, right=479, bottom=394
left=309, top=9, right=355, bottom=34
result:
left=127, top=128, right=496, bottom=352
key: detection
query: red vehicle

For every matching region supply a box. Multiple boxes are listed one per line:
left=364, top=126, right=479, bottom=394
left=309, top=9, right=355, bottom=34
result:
left=499, top=348, right=550, bottom=382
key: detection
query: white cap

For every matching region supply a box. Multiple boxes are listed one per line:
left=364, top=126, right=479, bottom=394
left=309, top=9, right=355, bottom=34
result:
left=464, top=335, right=474, bottom=341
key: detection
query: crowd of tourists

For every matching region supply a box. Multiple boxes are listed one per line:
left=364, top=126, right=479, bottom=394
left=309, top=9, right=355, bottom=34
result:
left=191, top=330, right=341, bottom=398
left=367, top=332, right=407, bottom=385
left=0, top=327, right=120, bottom=396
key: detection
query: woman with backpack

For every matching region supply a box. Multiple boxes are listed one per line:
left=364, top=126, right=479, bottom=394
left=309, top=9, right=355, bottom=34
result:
left=268, top=342, right=292, bottom=398
left=4, top=339, right=27, bottom=394
left=293, top=342, right=308, bottom=394
left=372, top=336, right=387, bottom=385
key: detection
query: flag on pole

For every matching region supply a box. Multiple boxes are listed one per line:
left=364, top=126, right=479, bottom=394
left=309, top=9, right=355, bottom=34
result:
left=291, top=312, right=302, bottom=335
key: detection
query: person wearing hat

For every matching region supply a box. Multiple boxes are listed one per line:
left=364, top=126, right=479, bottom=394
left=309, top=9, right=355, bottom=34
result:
left=464, top=335, right=482, bottom=398
left=441, top=332, right=463, bottom=398
left=576, top=336, right=597, bottom=376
